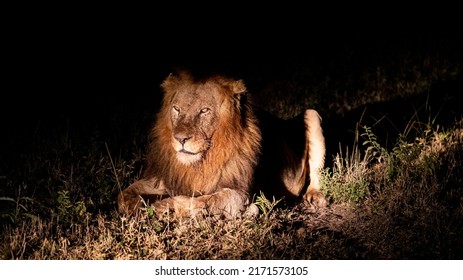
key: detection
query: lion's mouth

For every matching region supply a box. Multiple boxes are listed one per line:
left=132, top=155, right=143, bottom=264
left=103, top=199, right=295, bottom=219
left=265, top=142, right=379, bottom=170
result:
left=179, top=149, right=199, bottom=155
left=176, top=149, right=203, bottom=165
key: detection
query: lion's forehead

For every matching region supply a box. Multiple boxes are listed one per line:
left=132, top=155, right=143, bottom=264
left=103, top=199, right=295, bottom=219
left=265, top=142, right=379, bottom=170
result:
left=173, top=84, right=223, bottom=110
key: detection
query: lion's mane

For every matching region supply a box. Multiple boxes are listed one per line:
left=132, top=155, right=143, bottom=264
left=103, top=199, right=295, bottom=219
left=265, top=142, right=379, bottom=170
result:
left=143, top=71, right=262, bottom=198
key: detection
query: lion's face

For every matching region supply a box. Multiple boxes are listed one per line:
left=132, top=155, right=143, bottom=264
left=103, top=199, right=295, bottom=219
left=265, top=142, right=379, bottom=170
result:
left=170, top=83, right=223, bottom=165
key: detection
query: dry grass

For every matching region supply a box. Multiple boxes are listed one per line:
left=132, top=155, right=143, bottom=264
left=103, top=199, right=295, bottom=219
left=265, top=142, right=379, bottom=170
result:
left=1, top=53, right=462, bottom=260
left=345, top=121, right=463, bottom=258
left=2, top=202, right=363, bottom=259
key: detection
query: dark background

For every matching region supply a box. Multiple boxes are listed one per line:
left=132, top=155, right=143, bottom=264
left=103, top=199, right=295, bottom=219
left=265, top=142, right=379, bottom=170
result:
left=2, top=6, right=462, bottom=153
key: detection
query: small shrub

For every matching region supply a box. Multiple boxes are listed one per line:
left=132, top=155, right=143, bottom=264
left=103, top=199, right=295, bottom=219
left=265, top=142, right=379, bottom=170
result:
left=321, top=125, right=372, bottom=205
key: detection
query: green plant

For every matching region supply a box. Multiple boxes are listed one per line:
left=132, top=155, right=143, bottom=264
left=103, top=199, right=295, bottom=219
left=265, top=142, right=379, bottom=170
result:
left=254, top=191, right=282, bottom=221
left=57, top=190, right=72, bottom=221
left=0, top=196, right=36, bottom=224
left=361, top=125, right=388, bottom=162
left=56, top=190, right=87, bottom=224
left=0, top=185, right=37, bottom=224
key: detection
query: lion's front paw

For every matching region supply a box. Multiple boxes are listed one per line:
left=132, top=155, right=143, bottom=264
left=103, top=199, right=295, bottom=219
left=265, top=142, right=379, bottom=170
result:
left=243, top=203, right=259, bottom=218
left=153, top=197, right=175, bottom=215
left=303, top=187, right=327, bottom=208
left=153, top=196, right=202, bottom=218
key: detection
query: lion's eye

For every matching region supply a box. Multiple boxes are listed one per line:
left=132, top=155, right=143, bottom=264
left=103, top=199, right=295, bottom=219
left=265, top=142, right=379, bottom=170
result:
left=173, top=106, right=180, bottom=113
left=200, top=108, right=210, bottom=114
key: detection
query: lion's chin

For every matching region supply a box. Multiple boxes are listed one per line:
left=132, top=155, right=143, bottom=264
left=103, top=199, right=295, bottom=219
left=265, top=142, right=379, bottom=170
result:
left=176, top=151, right=202, bottom=165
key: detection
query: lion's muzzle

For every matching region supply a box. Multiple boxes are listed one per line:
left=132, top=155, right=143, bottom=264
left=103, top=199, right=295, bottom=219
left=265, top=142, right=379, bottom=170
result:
left=172, top=135, right=205, bottom=165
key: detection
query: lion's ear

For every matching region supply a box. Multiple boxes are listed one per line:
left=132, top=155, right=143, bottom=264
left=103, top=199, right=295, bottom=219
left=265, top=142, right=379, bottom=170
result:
left=161, top=70, right=190, bottom=92
left=231, top=80, right=247, bottom=95
left=160, top=73, right=176, bottom=92
left=229, top=80, right=249, bottom=112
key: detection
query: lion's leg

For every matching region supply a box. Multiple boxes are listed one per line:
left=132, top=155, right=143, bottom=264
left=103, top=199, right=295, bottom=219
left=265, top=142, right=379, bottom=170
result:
left=117, top=177, right=168, bottom=215
left=302, top=109, right=327, bottom=207
left=153, top=188, right=256, bottom=219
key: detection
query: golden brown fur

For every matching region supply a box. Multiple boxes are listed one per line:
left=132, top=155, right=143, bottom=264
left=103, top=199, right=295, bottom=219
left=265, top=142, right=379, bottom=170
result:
left=118, top=70, right=326, bottom=218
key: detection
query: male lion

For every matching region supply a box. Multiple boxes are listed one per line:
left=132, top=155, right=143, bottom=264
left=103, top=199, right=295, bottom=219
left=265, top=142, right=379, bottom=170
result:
left=118, top=70, right=326, bottom=218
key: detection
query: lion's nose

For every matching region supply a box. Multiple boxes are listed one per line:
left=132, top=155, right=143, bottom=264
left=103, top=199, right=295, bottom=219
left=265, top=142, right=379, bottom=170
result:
left=175, top=134, right=192, bottom=145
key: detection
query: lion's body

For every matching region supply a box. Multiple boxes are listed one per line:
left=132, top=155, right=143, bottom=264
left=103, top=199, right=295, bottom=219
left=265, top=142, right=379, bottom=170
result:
left=118, top=70, right=326, bottom=218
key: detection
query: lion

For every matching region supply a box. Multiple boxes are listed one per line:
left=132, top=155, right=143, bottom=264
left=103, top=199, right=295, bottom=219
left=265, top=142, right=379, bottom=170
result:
left=117, top=70, right=326, bottom=219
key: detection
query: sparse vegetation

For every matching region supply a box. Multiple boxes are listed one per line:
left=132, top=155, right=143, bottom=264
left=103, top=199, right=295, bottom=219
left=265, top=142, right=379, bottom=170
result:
left=1, top=52, right=462, bottom=259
